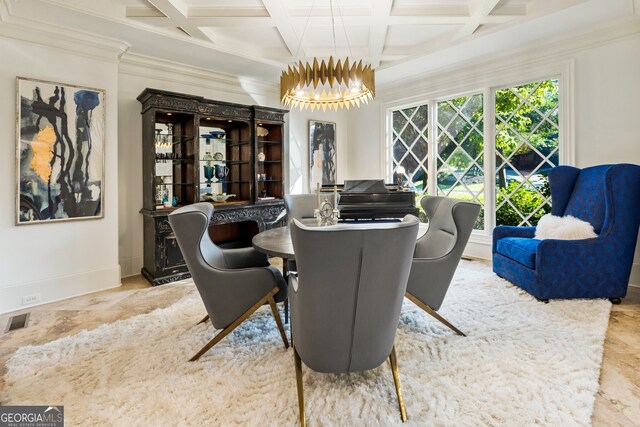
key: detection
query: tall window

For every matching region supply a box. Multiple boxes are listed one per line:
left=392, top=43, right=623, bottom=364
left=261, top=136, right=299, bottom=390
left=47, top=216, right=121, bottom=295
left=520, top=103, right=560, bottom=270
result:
left=495, top=79, right=559, bottom=226
left=391, top=105, right=429, bottom=194
left=436, top=93, right=485, bottom=229
left=388, top=77, right=561, bottom=232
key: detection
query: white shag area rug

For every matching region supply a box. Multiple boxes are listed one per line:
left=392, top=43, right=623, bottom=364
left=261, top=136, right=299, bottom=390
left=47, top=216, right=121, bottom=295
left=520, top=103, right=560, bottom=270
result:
left=2, top=261, right=611, bottom=426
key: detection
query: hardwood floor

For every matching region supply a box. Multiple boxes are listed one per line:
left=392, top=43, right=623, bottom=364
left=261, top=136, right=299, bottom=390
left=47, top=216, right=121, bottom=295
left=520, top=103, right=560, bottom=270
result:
left=0, top=260, right=638, bottom=426
left=592, top=285, right=640, bottom=426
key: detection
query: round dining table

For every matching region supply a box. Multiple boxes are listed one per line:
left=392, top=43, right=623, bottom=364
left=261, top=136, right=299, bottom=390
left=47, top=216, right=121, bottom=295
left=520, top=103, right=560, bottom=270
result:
left=252, top=220, right=428, bottom=324
left=252, top=221, right=429, bottom=260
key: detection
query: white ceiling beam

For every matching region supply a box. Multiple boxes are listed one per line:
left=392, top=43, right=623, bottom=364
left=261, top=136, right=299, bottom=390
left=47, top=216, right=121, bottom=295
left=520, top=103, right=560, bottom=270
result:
left=391, top=4, right=469, bottom=17
left=147, top=0, right=213, bottom=42
left=188, top=6, right=269, bottom=18
left=261, top=0, right=305, bottom=61
left=131, top=13, right=520, bottom=27
left=131, top=16, right=273, bottom=27
left=368, top=0, right=393, bottom=69
left=455, top=0, right=502, bottom=39
left=289, top=5, right=371, bottom=17
left=126, top=7, right=165, bottom=18
left=490, top=4, right=527, bottom=16
left=303, top=47, right=370, bottom=57
left=387, top=14, right=517, bottom=26
left=129, top=5, right=524, bottom=27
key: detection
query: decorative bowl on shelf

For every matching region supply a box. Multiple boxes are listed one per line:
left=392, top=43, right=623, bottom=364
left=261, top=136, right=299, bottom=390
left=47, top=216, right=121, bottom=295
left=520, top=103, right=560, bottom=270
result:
left=209, top=130, right=225, bottom=139
left=213, top=193, right=236, bottom=202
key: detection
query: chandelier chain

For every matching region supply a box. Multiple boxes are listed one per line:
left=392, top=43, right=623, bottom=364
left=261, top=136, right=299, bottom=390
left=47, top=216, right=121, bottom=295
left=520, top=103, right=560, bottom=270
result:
left=294, top=0, right=316, bottom=61
left=330, top=0, right=337, bottom=56
left=336, top=0, right=353, bottom=58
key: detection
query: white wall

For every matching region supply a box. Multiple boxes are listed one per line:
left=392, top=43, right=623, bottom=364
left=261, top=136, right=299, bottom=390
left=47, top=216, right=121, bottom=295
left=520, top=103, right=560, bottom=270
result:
left=347, top=31, right=640, bottom=284
left=117, top=55, right=281, bottom=277
left=347, top=101, right=384, bottom=180
left=288, top=108, right=350, bottom=194
left=573, top=35, right=640, bottom=285
left=0, top=38, right=120, bottom=313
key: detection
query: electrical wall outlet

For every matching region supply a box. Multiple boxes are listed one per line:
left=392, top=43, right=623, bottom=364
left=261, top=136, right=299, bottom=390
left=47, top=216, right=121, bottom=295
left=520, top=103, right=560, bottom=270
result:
left=22, top=293, right=41, bottom=306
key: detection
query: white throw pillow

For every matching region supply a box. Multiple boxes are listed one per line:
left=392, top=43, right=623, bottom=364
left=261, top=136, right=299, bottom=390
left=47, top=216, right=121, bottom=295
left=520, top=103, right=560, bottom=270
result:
left=534, top=214, right=598, bottom=240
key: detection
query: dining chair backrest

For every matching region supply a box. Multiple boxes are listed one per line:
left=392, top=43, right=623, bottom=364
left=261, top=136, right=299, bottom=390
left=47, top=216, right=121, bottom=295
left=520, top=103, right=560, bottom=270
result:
left=284, top=193, right=340, bottom=224
left=290, top=215, right=419, bottom=373
left=169, top=203, right=279, bottom=329
left=407, top=196, right=480, bottom=312
left=414, top=196, right=479, bottom=259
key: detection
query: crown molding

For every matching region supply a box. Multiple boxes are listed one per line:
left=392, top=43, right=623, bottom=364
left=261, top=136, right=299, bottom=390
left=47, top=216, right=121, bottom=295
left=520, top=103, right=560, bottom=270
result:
left=119, top=52, right=279, bottom=101
left=0, top=0, right=130, bottom=62
left=378, top=15, right=640, bottom=100
left=37, top=0, right=286, bottom=69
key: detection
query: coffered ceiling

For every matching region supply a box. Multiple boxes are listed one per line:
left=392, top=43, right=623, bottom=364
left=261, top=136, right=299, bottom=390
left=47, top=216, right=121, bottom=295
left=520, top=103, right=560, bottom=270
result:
left=1, top=0, right=637, bottom=86
left=123, top=0, right=582, bottom=68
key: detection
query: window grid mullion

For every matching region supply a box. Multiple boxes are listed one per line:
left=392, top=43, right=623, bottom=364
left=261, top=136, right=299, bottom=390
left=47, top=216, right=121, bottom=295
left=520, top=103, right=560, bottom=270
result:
left=485, top=87, right=496, bottom=233
left=428, top=100, right=437, bottom=196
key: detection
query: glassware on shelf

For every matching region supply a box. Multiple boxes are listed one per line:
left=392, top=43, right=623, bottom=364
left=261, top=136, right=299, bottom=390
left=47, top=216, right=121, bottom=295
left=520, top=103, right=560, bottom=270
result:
left=215, top=165, right=229, bottom=193
left=155, top=129, right=162, bottom=150
left=203, top=149, right=213, bottom=165
left=167, top=123, right=174, bottom=141
left=210, top=130, right=225, bottom=139
left=203, top=165, right=214, bottom=188
left=202, top=142, right=215, bottom=187
left=154, top=176, right=164, bottom=207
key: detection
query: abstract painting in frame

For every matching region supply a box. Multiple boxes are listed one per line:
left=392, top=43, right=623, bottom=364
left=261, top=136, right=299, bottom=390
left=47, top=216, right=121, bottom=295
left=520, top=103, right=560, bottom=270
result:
left=309, top=120, right=336, bottom=190
left=16, top=77, right=106, bottom=225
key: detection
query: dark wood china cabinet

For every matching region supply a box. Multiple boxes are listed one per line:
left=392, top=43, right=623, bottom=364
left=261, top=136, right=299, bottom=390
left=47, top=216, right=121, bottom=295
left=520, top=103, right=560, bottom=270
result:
left=137, top=89, right=287, bottom=285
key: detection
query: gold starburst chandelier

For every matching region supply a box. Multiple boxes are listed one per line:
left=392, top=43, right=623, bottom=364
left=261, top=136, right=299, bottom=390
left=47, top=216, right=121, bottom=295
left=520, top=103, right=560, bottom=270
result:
left=280, top=0, right=375, bottom=111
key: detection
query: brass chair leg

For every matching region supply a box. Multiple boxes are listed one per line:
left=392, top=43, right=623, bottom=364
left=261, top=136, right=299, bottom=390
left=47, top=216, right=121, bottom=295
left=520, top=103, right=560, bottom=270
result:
left=406, top=292, right=466, bottom=336
left=294, top=348, right=305, bottom=427
left=389, top=345, right=407, bottom=423
left=268, top=296, right=290, bottom=349
left=197, top=314, right=210, bottom=325
left=189, top=288, right=279, bottom=362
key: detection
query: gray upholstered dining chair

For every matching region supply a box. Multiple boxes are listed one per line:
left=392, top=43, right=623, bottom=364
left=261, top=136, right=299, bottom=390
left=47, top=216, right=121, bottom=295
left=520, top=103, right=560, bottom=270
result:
left=168, top=203, right=289, bottom=361
left=284, top=192, right=342, bottom=223
left=284, top=194, right=317, bottom=223
left=405, top=196, right=480, bottom=336
left=283, top=193, right=340, bottom=272
left=289, top=215, right=419, bottom=425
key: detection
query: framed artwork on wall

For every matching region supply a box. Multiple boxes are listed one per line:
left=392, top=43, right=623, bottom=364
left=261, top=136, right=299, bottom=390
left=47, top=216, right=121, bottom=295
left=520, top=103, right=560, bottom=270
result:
left=309, top=120, right=336, bottom=190
left=16, top=77, right=106, bottom=225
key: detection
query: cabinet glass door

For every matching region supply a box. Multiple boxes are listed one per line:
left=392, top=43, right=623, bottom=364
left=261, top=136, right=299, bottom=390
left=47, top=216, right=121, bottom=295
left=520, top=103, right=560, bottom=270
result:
left=153, top=113, right=196, bottom=210
left=255, top=122, right=283, bottom=201
left=198, top=119, right=252, bottom=203
left=199, top=126, right=227, bottom=200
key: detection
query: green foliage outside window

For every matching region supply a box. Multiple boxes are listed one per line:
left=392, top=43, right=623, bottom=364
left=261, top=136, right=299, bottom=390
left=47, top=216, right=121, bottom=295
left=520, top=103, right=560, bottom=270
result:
left=393, top=79, right=559, bottom=228
left=495, top=176, right=551, bottom=226
left=494, top=80, right=558, bottom=226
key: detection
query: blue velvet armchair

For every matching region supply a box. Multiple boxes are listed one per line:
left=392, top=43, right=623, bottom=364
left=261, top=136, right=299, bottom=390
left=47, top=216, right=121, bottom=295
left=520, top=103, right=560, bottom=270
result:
left=493, top=164, right=640, bottom=301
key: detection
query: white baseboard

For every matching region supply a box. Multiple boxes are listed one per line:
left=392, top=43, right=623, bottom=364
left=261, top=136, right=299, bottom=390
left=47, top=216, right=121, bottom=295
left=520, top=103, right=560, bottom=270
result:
left=119, top=255, right=144, bottom=278
left=0, top=266, right=121, bottom=315
left=626, top=261, right=638, bottom=288
left=464, top=240, right=492, bottom=260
